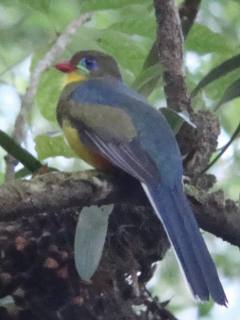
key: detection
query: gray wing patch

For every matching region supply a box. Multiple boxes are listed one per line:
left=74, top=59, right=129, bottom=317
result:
left=83, top=129, right=159, bottom=182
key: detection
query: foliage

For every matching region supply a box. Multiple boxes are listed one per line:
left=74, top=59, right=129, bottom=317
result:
left=0, top=0, right=239, bottom=318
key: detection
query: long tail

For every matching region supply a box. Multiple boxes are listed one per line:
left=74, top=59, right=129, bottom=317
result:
left=142, top=182, right=227, bottom=306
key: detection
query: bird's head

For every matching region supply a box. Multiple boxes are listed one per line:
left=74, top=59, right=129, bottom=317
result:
left=55, top=50, right=122, bottom=85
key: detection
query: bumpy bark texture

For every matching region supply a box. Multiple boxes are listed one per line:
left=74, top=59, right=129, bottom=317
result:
left=0, top=201, right=173, bottom=320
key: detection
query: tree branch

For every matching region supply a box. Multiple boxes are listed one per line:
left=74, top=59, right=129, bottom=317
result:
left=152, top=0, right=220, bottom=179
left=143, top=0, right=202, bottom=70
left=153, top=0, right=192, bottom=113
left=0, top=171, right=239, bottom=247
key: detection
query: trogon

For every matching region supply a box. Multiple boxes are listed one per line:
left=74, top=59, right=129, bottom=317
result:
left=54, top=50, right=227, bottom=305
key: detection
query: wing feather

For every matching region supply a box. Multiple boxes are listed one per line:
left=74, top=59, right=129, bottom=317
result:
left=83, top=128, right=158, bottom=182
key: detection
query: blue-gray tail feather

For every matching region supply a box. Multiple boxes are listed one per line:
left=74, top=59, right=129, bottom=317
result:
left=142, top=182, right=227, bottom=306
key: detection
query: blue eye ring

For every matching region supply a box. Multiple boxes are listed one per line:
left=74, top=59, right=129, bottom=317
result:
left=79, top=57, right=98, bottom=71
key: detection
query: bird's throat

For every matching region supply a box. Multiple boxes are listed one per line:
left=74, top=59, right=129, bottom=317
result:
left=64, top=72, right=86, bottom=86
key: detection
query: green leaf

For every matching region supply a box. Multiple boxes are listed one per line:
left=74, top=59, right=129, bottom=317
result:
left=198, top=301, right=214, bottom=317
left=160, top=108, right=194, bottom=134
left=132, top=63, right=162, bottom=96
left=215, top=78, right=240, bottom=110
left=16, top=0, right=51, bottom=12
left=96, top=30, right=150, bottom=76
left=0, top=130, right=43, bottom=173
left=192, top=54, right=240, bottom=97
left=74, top=205, right=113, bottom=281
left=80, top=0, right=150, bottom=12
left=35, top=134, right=75, bottom=160
left=36, top=68, right=63, bottom=123
left=142, top=42, right=158, bottom=70
left=67, top=27, right=103, bottom=54
left=111, top=16, right=155, bottom=38
left=220, top=101, right=240, bottom=134
left=186, top=24, right=232, bottom=54
left=160, top=108, right=196, bottom=134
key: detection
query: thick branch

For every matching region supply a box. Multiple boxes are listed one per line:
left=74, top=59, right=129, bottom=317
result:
left=0, top=171, right=239, bottom=247
left=153, top=0, right=192, bottom=113
left=0, top=171, right=143, bottom=221
left=143, top=0, right=201, bottom=69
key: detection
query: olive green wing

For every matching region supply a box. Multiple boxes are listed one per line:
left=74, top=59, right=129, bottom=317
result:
left=67, top=101, right=158, bottom=182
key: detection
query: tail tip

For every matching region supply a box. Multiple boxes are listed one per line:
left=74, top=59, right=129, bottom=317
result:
left=195, top=292, right=228, bottom=307
left=210, top=294, right=228, bottom=307
left=212, top=289, right=228, bottom=307
left=219, top=296, right=228, bottom=308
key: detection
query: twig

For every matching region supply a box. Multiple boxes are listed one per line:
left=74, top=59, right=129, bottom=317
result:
left=153, top=0, right=192, bottom=113
left=179, top=0, right=202, bottom=37
left=4, top=12, right=91, bottom=180
left=200, top=121, right=240, bottom=175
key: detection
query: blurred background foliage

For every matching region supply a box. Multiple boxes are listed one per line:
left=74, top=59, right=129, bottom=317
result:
left=0, top=0, right=239, bottom=319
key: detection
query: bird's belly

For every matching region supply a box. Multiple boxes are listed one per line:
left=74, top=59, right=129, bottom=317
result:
left=62, top=121, right=110, bottom=169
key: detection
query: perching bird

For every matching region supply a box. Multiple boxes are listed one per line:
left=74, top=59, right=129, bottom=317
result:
left=54, top=50, right=227, bottom=305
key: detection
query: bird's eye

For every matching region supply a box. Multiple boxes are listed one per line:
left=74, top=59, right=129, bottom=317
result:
left=78, top=57, right=98, bottom=71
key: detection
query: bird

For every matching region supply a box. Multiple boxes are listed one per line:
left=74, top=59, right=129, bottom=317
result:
left=54, top=50, right=227, bottom=305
